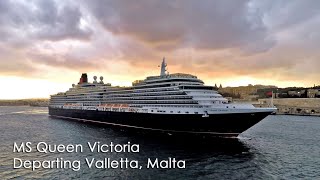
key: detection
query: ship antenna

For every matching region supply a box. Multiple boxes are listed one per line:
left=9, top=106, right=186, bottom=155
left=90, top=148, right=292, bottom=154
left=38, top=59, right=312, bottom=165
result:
left=160, top=57, right=167, bottom=76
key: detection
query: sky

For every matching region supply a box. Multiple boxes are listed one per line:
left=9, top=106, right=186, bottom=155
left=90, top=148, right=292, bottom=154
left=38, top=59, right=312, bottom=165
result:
left=0, top=0, right=319, bottom=99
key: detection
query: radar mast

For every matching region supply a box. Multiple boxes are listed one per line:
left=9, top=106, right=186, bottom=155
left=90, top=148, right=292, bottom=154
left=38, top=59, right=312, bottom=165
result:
left=160, top=57, right=167, bottom=76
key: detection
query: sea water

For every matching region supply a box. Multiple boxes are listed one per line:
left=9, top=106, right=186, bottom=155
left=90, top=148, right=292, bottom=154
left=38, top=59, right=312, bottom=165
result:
left=0, top=106, right=319, bottom=179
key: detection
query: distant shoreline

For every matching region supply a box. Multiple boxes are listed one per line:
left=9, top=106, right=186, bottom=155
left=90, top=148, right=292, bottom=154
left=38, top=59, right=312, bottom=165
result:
left=0, top=99, right=49, bottom=107
left=275, top=113, right=320, bottom=117
left=0, top=105, right=48, bottom=107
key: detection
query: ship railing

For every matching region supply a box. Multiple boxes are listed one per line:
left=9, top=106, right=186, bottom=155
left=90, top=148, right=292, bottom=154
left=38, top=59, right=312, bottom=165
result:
left=99, top=103, right=130, bottom=109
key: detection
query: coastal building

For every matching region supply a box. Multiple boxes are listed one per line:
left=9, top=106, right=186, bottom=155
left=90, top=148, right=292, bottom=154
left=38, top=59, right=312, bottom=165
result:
left=307, top=89, right=318, bottom=98
left=219, top=84, right=277, bottom=101
left=287, top=91, right=304, bottom=97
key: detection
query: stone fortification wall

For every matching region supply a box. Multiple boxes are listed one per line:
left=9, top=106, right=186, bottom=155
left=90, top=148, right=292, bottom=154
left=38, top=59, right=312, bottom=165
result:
left=257, top=98, right=320, bottom=116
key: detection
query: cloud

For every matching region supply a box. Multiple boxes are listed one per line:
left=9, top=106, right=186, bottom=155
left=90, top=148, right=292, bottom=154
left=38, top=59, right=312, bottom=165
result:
left=0, top=45, right=36, bottom=76
left=85, top=0, right=274, bottom=52
left=250, top=0, right=320, bottom=30
left=0, top=0, right=91, bottom=46
left=0, top=0, right=319, bottom=88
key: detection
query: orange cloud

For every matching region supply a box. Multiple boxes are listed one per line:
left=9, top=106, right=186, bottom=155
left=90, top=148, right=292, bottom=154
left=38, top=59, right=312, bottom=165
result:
left=0, top=0, right=319, bottom=99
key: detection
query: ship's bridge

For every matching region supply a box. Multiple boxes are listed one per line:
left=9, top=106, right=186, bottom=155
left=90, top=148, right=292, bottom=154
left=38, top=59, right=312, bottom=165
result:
left=132, top=58, right=204, bottom=86
left=147, top=73, right=197, bottom=80
left=132, top=73, right=203, bottom=86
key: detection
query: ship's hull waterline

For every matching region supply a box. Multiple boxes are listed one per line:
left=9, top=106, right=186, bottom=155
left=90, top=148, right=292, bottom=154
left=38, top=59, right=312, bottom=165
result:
left=49, top=107, right=271, bottom=137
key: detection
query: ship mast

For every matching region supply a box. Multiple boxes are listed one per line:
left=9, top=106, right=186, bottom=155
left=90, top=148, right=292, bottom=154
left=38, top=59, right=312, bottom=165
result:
left=160, top=57, right=167, bottom=76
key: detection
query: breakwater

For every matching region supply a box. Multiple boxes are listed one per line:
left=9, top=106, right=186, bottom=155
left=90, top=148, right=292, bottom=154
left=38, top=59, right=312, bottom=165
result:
left=257, top=98, right=320, bottom=116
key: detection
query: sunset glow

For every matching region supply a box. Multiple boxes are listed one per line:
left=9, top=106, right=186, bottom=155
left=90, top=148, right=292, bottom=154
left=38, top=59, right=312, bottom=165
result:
left=0, top=0, right=319, bottom=99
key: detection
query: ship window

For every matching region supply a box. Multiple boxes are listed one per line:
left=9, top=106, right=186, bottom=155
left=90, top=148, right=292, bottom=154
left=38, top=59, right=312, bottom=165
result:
left=226, top=106, right=229, bottom=108
left=186, top=112, right=189, bottom=114
left=170, top=111, right=173, bottom=113
left=178, top=111, right=181, bottom=113
left=194, top=112, right=198, bottom=114
left=151, top=110, right=153, bottom=112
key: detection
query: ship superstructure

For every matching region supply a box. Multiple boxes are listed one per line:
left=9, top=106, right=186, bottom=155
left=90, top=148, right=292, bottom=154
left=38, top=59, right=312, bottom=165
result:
left=49, top=58, right=276, bottom=137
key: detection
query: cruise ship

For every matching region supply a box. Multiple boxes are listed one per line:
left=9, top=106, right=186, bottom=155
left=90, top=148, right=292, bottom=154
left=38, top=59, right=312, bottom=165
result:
left=49, top=58, right=276, bottom=137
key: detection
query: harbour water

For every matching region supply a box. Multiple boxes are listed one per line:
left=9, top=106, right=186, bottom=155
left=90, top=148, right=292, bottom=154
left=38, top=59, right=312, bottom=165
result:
left=0, top=106, right=319, bottom=179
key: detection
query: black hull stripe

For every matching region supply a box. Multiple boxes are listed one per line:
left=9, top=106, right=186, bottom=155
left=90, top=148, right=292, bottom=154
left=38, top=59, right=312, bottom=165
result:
left=50, top=115, right=241, bottom=136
